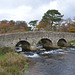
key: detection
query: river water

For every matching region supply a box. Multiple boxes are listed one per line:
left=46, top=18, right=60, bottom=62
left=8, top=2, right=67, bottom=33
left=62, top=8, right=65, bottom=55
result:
left=23, top=47, right=75, bottom=75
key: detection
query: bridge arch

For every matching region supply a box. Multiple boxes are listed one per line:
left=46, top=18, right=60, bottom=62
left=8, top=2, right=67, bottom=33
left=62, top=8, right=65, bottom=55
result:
left=57, top=38, right=67, bottom=47
left=37, top=38, right=53, bottom=49
left=0, top=31, right=75, bottom=48
left=15, top=40, right=31, bottom=51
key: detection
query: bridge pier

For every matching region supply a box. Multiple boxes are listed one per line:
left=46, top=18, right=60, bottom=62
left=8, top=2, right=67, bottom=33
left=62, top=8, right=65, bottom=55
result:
left=52, top=41, right=58, bottom=47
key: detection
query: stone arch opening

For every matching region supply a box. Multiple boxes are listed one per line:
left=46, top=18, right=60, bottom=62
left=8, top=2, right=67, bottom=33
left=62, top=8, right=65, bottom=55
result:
left=57, top=39, right=67, bottom=47
left=37, top=38, right=53, bottom=49
left=16, top=40, right=30, bottom=51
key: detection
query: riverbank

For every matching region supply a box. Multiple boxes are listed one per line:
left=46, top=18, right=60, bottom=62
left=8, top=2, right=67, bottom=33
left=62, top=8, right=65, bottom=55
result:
left=0, top=46, right=75, bottom=75
left=0, top=47, right=29, bottom=75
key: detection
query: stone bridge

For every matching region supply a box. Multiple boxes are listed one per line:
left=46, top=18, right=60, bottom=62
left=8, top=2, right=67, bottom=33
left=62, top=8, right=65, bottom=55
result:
left=0, top=31, right=75, bottom=49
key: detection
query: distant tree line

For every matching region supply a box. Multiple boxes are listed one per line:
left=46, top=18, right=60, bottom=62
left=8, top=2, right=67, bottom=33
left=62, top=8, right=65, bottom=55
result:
left=0, top=9, right=75, bottom=34
left=0, top=20, right=28, bottom=34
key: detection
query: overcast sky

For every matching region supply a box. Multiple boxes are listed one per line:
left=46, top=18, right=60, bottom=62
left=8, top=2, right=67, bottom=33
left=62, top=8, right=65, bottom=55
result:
left=0, top=0, right=75, bottom=22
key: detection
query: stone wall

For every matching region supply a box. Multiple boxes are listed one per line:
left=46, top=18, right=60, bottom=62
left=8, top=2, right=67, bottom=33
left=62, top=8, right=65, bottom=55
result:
left=0, top=31, right=75, bottom=47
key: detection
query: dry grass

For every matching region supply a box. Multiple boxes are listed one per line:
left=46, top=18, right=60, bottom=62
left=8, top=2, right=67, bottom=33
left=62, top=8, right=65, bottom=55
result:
left=0, top=52, right=28, bottom=75
left=0, top=47, right=13, bottom=55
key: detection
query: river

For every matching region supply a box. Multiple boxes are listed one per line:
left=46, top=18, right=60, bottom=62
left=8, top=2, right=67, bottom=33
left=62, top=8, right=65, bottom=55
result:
left=23, top=47, right=75, bottom=75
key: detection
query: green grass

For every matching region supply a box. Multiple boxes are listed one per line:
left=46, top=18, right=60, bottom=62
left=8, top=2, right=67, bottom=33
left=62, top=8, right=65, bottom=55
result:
left=71, top=40, right=75, bottom=44
left=0, top=54, right=6, bottom=59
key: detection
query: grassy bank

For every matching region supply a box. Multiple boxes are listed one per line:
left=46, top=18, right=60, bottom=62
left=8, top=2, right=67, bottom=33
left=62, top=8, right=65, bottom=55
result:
left=0, top=54, right=6, bottom=59
left=69, top=40, right=75, bottom=47
left=71, top=40, right=75, bottom=44
left=0, top=47, right=29, bottom=75
left=0, top=47, right=13, bottom=55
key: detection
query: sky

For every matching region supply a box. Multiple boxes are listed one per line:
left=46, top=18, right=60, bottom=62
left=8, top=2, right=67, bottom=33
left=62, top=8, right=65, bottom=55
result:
left=0, top=0, right=75, bottom=22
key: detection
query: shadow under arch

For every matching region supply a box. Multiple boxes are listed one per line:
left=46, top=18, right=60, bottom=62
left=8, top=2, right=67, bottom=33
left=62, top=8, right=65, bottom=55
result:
left=16, top=40, right=31, bottom=51
left=57, top=39, right=67, bottom=47
left=37, top=38, right=53, bottom=49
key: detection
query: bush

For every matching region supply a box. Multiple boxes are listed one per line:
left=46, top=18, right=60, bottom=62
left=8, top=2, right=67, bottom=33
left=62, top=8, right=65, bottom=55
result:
left=0, top=47, right=13, bottom=55
left=0, top=52, right=28, bottom=75
left=69, top=27, right=75, bottom=33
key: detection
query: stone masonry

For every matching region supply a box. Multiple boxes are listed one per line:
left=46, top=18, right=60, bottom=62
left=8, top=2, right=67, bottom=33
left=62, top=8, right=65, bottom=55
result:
left=0, top=31, right=75, bottom=47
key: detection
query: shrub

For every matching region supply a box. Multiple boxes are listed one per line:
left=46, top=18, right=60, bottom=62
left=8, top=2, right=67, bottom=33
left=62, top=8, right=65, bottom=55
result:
left=0, top=52, right=28, bottom=75
left=0, top=47, right=13, bottom=55
left=69, top=27, right=75, bottom=33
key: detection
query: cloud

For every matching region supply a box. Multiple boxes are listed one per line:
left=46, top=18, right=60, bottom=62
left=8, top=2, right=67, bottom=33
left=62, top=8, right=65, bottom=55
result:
left=0, top=5, right=32, bottom=21
left=53, top=0, right=75, bottom=18
left=0, top=0, right=75, bottom=22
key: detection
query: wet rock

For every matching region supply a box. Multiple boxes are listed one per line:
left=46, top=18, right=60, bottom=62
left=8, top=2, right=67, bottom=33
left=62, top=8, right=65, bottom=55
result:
left=24, top=52, right=34, bottom=56
left=30, top=46, right=36, bottom=51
